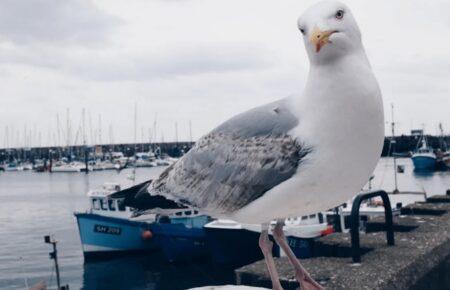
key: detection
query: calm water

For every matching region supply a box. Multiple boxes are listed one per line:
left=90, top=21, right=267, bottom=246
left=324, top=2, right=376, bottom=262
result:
left=0, top=158, right=449, bottom=290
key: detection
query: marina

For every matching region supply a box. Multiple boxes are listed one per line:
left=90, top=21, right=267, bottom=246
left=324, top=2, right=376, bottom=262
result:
left=0, top=158, right=449, bottom=289
left=1, top=1, right=450, bottom=289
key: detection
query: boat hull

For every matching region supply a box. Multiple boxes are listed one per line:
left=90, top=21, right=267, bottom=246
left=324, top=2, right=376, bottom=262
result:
left=412, top=155, right=436, bottom=171
left=152, top=216, right=211, bottom=262
left=75, top=213, right=158, bottom=258
left=204, top=227, right=264, bottom=266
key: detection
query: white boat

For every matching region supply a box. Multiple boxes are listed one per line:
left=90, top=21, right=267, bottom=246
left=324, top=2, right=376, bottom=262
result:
left=22, top=163, right=34, bottom=170
left=135, top=152, right=157, bottom=167
left=205, top=212, right=331, bottom=239
left=155, top=158, right=171, bottom=166
left=52, top=161, right=90, bottom=172
left=337, top=191, right=426, bottom=232
left=4, top=162, right=23, bottom=171
left=91, top=160, right=117, bottom=171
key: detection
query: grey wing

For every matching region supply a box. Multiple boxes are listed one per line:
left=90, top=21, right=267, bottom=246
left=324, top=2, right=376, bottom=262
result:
left=151, top=98, right=311, bottom=214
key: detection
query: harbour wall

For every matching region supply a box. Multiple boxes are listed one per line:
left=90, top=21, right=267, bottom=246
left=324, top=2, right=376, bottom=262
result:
left=0, top=134, right=449, bottom=162
left=235, top=194, right=450, bottom=290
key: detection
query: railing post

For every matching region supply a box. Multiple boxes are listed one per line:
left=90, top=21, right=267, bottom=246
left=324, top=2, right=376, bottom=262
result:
left=350, top=190, right=395, bottom=263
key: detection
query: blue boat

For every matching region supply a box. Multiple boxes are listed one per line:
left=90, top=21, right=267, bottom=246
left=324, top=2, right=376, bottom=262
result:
left=75, top=212, right=158, bottom=257
left=411, top=136, right=436, bottom=171
left=74, top=181, right=158, bottom=258
left=152, top=213, right=211, bottom=262
left=74, top=181, right=211, bottom=261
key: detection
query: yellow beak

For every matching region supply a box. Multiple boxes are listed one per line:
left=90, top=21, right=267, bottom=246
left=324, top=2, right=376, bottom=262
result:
left=309, top=27, right=337, bottom=53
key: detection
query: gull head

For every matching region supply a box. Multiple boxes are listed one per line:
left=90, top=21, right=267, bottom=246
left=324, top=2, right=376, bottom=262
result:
left=297, top=1, right=363, bottom=64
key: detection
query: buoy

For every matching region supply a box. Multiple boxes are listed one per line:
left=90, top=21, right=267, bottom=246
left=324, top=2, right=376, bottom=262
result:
left=320, top=225, right=334, bottom=236
left=141, top=230, right=153, bottom=240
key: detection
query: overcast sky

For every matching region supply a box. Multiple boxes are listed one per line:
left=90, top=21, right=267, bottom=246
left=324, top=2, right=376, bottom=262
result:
left=0, top=0, right=449, bottom=148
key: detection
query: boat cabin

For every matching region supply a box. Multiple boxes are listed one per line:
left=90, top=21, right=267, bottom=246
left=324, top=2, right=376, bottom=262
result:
left=87, top=183, right=133, bottom=218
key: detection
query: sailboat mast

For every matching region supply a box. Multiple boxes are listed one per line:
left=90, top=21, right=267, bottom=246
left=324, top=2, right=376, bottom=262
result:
left=391, top=103, right=398, bottom=193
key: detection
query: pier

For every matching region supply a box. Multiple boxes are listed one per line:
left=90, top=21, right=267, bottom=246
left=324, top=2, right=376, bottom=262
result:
left=1, top=134, right=449, bottom=162
left=235, top=194, right=450, bottom=290
left=0, top=142, right=194, bottom=163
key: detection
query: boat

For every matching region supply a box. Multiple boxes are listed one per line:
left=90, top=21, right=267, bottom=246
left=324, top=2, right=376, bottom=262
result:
left=204, top=213, right=333, bottom=266
left=152, top=210, right=211, bottom=262
left=203, top=220, right=264, bottom=266
left=135, top=152, right=157, bottom=167
left=52, top=161, right=90, bottom=172
left=4, top=162, right=23, bottom=171
left=74, top=181, right=211, bottom=261
left=411, top=135, right=436, bottom=171
left=91, top=160, right=117, bottom=171
left=22, top=162, right=34, bottom=170
left=443, top=152, right=450, bottom=169
left=75, top=181, right=157, bottom=257
left=335, top=191, right=426, bottom=233
left=155, top=158, right=172, bottom=166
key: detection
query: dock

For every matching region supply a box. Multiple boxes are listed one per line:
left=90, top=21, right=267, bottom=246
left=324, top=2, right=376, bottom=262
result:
left=235, top=195, right=450, bottom=290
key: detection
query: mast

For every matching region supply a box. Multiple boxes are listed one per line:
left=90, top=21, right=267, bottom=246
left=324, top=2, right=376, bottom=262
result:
left=390, top=103, right=399, bottom=194
left=131, top=102, right=137, bottom=183
left=174, top=122, right=178, bottom=144
left=82, top=108, right=88, bottom=174
left=98, top=114, right=102, bottom=145
left=189, top=120, right=193, bottom=143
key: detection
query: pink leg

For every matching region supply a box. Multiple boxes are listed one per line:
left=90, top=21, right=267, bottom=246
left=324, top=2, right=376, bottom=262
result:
left=272, top=220, right=324, bottom=290
left=259, top=224, right=283, bottom=290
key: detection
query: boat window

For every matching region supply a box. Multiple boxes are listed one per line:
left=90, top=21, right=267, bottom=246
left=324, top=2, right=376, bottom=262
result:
left=301, top=216, right=308, bottom=220
left=309, top=214, right=316, bottom=219
left=185, top=211, right=192, bottom=216
left=318, top=213, right=324, bottom=223
left=194, top=210, right=199, bottom=214
left=92, top=198, right=100, bottom=210
left=99, top=198, right=107, bottom=210
left=117, top=200, right=126, bottom=211
left=108, top=199, right=116, bottom=211
left=175, top=212, right=182, bottom=216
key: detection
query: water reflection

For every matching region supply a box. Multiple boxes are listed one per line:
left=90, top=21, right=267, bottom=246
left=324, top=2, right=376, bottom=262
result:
left=82, top=253, right=234, bottom=290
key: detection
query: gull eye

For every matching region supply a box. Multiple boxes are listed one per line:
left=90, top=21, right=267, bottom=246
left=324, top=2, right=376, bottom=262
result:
left=335, top=9, right=344, bottom=20
left=299, top=28, right=305, bottom=35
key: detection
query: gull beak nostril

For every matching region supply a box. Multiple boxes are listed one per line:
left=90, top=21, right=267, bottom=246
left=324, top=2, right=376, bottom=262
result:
left=310, top=27, right=337, bottom=53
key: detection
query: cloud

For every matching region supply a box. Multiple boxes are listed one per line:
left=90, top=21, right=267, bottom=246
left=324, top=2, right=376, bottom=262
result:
left=0, top=41, right=277, bottom=81
left=0, top=0, right=450, bottom=147
left=69, top=43, right=278, bottom=81
left=0, top=0, right=121, bottom=46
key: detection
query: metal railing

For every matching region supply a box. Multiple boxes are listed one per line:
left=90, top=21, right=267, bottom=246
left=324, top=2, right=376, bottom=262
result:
left=350, top=190, right=395, bottom=263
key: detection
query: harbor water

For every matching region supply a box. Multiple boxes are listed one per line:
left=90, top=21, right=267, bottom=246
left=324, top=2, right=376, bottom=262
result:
left=0, top=158, right=449, bottom=290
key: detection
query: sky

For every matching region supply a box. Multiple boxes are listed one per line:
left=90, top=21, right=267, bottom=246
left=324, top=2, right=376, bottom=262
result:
left=0, top=0, right=449, bottom=148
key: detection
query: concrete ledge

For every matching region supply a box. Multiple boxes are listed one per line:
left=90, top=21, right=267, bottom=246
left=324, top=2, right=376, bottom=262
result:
left=235, top=196, right=450, bottom=290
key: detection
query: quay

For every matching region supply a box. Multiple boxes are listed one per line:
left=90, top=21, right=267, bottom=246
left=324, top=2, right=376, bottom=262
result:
left=0, top=142, right=194, bottom=162
left=0, top=134, right=449, bottom=161
left=235, top=194, right=450, bottom=290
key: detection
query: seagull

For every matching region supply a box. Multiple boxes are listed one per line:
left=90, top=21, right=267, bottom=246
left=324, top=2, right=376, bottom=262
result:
left=138, top=1, right=384, bottom=289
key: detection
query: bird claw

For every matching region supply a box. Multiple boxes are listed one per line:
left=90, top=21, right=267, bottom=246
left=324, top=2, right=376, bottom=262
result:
left=297, top=274, right=324, bottom=290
